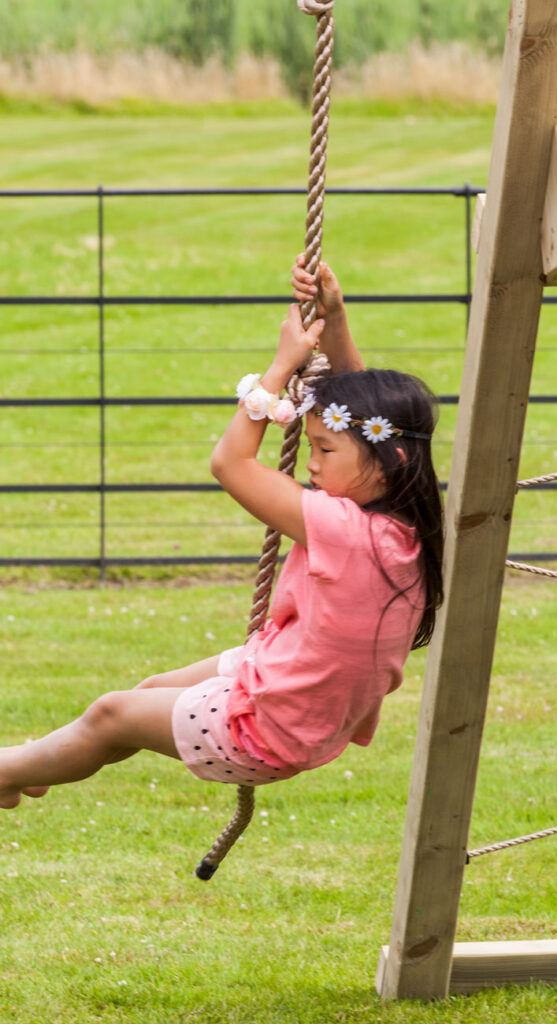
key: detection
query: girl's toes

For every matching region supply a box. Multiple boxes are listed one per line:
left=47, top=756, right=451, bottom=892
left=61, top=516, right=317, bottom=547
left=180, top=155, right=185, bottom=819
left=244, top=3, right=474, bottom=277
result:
left=22, top=786, right=49, bottom=799
left=0, top=789, right=22, bottom=809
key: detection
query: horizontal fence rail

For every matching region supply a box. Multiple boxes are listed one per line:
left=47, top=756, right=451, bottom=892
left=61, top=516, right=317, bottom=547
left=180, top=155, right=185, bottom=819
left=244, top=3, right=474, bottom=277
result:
left=0, top=184, right=555, bottom=575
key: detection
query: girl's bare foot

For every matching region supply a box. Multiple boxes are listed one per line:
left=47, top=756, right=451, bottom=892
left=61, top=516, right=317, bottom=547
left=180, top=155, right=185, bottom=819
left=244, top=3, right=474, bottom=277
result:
left=0, top=787, right=22, bottom=809
left=22, top=786, right=50, bottom=798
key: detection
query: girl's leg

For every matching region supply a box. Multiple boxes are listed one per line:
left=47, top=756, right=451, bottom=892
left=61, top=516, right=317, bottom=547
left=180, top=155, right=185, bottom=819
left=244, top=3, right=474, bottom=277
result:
left=136, top=654, right=221, bottom=690
left=0, top=687, right=185, bottom=810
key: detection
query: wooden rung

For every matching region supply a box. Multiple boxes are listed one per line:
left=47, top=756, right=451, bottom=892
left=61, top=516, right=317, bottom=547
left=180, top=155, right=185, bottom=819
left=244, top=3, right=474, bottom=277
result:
left=376, top=941, right=557, bottom=996
left=542, top=125, right=557, bottom=284
left=471, top=192, right=486, bottom=254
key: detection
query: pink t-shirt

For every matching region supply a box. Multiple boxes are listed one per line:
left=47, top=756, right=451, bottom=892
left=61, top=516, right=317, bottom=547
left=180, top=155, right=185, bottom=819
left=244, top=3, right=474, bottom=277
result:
left=226, top=488, right=424, bottom=771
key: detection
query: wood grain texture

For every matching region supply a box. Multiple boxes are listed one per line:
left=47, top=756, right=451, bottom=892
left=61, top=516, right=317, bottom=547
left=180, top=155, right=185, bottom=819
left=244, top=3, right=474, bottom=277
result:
left=378, top=0, right=557, bottom=1000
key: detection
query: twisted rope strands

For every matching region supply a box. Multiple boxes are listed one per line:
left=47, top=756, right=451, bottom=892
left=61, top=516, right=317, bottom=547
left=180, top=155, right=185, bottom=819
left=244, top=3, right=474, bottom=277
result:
left=195, top=2, right=335, bottom=880
left=516, top=471, right=557, bottom=488
left=505, top=559, right=557, bottom=578
left=467, top=825, right=557, bottom=861
left=505, top=471, right=557, bottom=576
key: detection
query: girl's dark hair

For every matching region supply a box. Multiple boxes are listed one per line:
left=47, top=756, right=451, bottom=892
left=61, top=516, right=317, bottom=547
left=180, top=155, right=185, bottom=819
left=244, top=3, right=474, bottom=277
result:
left=313, top=368, right=444, bottom=648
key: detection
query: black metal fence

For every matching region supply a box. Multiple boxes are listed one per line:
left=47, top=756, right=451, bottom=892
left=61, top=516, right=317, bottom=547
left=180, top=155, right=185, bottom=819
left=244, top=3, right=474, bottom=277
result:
left=1, top=184, right=555, bottom=576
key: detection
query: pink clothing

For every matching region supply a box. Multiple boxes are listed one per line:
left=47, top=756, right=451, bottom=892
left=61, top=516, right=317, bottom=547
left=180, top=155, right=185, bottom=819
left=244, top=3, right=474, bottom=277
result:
left=225, top=488, right=424, bottom=772
left=171, top=656, right=299, bottom=786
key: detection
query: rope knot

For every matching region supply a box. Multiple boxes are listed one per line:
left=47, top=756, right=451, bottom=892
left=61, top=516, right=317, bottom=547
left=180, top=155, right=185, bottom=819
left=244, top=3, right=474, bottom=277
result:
left=286, top=350, right=331, bottom=405
left=297, top=0, right=335, bottom=15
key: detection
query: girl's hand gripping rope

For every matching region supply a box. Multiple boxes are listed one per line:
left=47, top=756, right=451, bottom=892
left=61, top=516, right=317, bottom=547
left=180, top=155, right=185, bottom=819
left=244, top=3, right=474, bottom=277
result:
left=291, top=253, right=344, bottom=318
left=291, top=255, right=364, bottom=373
left=272, top=304, right=325, bottom=383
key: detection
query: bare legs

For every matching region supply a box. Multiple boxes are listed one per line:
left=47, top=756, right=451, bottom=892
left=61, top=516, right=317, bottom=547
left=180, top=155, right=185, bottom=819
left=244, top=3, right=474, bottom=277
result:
left=0, top=653, right=223, bottom=810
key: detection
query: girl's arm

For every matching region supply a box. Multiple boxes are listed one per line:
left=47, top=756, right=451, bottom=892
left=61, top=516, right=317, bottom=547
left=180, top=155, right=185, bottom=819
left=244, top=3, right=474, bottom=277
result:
left=291, top=255, right=365, bottom=372
left=210, top=305, right=324, bottom=547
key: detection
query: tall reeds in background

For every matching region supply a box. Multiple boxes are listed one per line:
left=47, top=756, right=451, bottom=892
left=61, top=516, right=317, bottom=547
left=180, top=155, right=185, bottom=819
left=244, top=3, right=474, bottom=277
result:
left=0, top=0, right=505, bottom=105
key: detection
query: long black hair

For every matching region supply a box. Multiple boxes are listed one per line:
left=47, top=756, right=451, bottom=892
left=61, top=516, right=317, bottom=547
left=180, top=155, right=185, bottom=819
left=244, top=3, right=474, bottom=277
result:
left=312, top=368, right=444, bottom=648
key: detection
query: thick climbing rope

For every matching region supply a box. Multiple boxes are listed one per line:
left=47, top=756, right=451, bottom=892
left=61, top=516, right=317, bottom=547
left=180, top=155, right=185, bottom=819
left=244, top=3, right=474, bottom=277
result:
left=195, top=0, right=335, bottom=881
left=467, top=825, right=557, bottom=862
left=505, top=471, right=557, bottom=578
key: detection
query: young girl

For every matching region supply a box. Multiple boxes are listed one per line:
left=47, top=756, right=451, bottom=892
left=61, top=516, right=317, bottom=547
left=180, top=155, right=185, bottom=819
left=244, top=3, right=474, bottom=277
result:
left=0, top=258, right=443, bottom=809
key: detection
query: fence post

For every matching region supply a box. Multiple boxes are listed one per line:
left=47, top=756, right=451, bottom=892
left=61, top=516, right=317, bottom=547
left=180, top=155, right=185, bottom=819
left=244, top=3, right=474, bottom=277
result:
left=97, top=186, right=106, bottom=583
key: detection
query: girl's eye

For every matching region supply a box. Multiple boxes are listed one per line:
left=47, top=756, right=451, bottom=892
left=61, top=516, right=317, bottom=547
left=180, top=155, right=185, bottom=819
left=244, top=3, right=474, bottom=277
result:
left=320, top=447, right=332, bottom=454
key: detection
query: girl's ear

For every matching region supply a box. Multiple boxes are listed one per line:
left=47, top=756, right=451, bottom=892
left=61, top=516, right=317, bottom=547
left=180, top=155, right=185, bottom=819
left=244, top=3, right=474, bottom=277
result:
left=396, top=446, right=407, bottom=465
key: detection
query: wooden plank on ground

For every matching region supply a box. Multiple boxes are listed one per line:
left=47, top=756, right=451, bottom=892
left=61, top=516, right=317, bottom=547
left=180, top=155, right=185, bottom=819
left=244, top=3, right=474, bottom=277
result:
left=377, top=942, right=557, bottom=995
left=377, top=0, right=557, bottom=1001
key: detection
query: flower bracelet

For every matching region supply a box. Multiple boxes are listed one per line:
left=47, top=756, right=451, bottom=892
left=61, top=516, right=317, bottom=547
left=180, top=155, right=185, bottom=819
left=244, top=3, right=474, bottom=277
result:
left=236, top=374, right=297, bottom=426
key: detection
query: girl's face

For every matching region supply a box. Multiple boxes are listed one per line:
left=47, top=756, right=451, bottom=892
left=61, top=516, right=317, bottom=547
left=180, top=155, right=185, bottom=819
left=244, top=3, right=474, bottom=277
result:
left=305, top=411, right=387, bottom=506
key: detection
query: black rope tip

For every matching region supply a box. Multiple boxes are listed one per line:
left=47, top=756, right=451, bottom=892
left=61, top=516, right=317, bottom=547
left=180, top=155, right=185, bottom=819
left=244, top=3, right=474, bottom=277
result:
left=195, top=858, right=219, bottom=881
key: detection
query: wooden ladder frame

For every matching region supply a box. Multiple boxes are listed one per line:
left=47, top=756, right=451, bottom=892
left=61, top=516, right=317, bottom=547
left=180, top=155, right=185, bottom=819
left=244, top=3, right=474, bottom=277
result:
left=377, top=0, right=557, bottom=1000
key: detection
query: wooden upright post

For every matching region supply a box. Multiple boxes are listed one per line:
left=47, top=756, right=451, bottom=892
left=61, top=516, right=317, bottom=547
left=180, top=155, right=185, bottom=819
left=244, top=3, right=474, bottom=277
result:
left=378, top=0, right=557, bottom=1000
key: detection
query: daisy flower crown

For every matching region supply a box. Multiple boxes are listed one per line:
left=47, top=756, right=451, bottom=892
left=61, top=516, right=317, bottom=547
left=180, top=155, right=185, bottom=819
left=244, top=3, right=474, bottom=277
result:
left=300, top=389, right=432, bottom=443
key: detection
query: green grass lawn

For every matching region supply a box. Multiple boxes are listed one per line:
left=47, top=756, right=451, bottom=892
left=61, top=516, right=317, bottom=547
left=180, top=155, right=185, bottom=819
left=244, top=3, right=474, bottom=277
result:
left=0, top=577, right=555, bottom=1023
left=0, top=105, right=556, bottom=1020
left=1, top=104, right=555, bottom=567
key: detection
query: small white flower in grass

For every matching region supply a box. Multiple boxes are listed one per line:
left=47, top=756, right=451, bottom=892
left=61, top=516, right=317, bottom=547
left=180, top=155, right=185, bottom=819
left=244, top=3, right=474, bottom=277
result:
left=262, top=836, right=269, bottom=842
left=344, top=770, right=354, bottom=780
left=105, top=608, right=112, bottom=616
left=94, top=957, right=102, bottom=963
left=262, top=820, right=268, bottom=827
left=205, top=631, right=215, bottom=641
left=362, top=416, right=394, bottom=444
left=88, top=607, right=96, bottom=614
left=236, top=373, right=261, bottom=401
left=60, top=879, right=67, bottom=884
left=322, top=403, right=351, bottom=432
left=11, top=841, right=19, bottom=849
left=259, top=810, right=268, bottom=817
left=118, top=980, right=128, bottom=986
left=110, top=951, right=116, bottom=959
left=96, top=801, right=104, bottom=807
left=149, top=783, right=156, bottom=792
left=120, top=606, right=128, bottom=614
left=289, top=814, right=296, bottom=821
left=180, top=615, right=188, bottom=623
left=148, top=609, right=156, bottom=617
left=297, top=388, right=316, bottom=417
left=7, top=615, right=15, bottom=622
left=201, top=805, right=209, bottom=812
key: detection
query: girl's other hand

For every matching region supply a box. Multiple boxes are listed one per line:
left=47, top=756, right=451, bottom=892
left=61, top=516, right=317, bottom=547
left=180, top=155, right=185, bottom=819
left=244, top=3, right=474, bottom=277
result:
left=273, top=304, right=325, bottom=380
left=291, top=253, right=343, bottom=317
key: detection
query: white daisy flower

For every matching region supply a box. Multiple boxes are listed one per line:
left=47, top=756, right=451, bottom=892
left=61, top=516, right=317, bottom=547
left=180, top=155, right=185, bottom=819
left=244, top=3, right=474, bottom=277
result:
left=362, top=416, right=394, bottom=443
left=297, top=388, right=316, bottom=416
left=236, top=373, right=261, bottom=401
left=322, top=403, right=351, bottom=432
